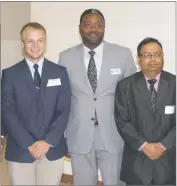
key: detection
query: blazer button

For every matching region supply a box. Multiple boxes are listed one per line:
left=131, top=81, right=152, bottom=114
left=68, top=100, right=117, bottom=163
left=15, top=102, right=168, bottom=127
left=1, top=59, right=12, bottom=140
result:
left=91, top=117, right=94, bottom=121
left=94, top=98, right=97, bottom=101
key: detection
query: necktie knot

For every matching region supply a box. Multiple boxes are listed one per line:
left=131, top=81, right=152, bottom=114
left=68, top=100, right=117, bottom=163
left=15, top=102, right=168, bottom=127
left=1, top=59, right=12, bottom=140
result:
left=89, top=51, right=95, bottom=57
left=147, top=79, right=157, bottom=86
left=33, top=64, right=39, bottom=70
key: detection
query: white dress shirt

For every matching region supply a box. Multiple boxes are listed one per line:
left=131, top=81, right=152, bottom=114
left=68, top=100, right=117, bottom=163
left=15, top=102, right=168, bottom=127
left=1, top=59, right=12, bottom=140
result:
left=25, top=57, right=44, bottom=78
left=83, top=42, right=103, bottom=79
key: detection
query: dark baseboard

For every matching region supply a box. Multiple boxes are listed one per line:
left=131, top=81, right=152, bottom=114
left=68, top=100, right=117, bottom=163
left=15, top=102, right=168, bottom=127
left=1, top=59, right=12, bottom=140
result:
left=61, top=174, right=103, bottom=185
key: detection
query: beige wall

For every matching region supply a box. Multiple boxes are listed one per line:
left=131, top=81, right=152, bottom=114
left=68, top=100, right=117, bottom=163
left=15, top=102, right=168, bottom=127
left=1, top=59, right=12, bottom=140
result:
left=31, top=2, right=175, bottom=74
left=1, top=2, right=31, bottom=40
left=1, top=2, right=30, bottom=69
left=1, top=2, right=175, bottom=72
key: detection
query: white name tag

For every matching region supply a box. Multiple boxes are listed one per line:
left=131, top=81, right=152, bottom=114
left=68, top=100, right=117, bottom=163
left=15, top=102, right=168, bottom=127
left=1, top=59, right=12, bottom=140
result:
left=47, top=78, right=61, bottom=87
left=165, top=105, right=175, bottom=114
left=110, top=68, right=121, bottom=75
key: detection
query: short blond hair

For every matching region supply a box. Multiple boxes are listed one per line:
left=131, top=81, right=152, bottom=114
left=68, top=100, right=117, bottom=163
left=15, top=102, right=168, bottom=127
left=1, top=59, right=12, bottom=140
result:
left=20, top=22, right=46, bottom=41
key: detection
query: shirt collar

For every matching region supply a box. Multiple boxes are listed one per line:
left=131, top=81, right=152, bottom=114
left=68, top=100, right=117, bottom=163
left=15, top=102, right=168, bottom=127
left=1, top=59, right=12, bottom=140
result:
left=144, top=72, right=161, bottom=83
left=83, top=41, right=104, bottom=57
left=25, top=57, right=44, bottom=70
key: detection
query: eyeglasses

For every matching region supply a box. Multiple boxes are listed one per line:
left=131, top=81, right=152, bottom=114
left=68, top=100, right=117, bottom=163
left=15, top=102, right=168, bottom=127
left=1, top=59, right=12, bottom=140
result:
left=82, top=23, right=105, bottom=29
left=139, top=52, right=163, bottom=58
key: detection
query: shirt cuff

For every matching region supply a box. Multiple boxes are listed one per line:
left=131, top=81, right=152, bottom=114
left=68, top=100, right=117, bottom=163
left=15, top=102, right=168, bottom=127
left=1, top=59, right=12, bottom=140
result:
left=138, top=142, right=148, bottom=151
left=44, top=141, right=54, bottom=148
left=159, top=143, right=166, bottom=150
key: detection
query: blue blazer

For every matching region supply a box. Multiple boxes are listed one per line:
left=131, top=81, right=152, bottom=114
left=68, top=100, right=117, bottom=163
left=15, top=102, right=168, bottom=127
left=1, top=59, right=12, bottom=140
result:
left=1, top=58, right=71, bottom=163
left=1, top=123, right=7, bottom=137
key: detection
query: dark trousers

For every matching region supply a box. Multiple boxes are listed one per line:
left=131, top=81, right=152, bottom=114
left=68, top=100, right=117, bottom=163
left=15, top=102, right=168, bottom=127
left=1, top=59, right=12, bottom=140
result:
left=126, top=178, right=176, bottom=185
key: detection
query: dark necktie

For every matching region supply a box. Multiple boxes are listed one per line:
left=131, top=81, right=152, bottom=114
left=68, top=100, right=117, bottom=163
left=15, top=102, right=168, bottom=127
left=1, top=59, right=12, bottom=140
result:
left=87, top=51, right=97, bottom=93
left=87, top=51, right=98, bottom=125
left=148, top=79, right=157, bottom=113
left=33, top=64, right=41, bottom=89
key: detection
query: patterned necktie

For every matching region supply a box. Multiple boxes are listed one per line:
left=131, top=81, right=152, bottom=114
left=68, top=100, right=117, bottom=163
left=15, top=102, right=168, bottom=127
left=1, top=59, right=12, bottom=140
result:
left=148, top=79, right=157, bottom=113
left=87, top=51, right=98, bottom=125
left=33, top=64, right=41, bottom=89
left=87, top=51, right=97, bottom=93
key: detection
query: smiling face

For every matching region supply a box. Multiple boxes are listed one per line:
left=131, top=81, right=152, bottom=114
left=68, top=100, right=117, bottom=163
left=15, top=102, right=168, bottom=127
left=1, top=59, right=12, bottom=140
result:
left=79, top=13, right=105, bottom=50
left=138, top=42, right=164, bottom=77
left=21, top=27, right=46, bottom=63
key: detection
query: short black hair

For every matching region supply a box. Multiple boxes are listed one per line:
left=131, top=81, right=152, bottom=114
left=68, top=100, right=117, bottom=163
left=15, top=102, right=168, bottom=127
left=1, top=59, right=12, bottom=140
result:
left=137, top=37, right=163, bottom=56
left=80, top=8, right=105, bottom=24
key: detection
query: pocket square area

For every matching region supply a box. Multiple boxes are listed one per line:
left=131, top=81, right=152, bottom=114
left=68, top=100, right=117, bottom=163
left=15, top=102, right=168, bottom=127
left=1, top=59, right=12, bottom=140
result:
left=47, top=78, right=61, bottom=87
left=110, top=68, right=121, bottom=75
left=165, top=105, right=175, bottom=114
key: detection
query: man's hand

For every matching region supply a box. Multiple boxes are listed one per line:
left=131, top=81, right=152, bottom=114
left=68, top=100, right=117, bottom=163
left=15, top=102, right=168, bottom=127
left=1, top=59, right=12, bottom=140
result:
left=1, top=136, right=6, bottom=151
left=153, top=142, right=166, bottom=158
left=142, top=143, right=165, bottom=160
left=28, top=141, right=50, bottom=160
left=65, top=153, right=71, bottom=158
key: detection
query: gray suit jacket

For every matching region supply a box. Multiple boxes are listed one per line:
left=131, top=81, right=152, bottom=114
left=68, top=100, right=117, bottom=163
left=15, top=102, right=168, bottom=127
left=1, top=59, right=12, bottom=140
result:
left=59, top=41, right=137, bottom=154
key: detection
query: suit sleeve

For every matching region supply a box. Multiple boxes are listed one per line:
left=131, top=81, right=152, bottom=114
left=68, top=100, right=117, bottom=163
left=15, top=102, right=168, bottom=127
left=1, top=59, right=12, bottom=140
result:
left=58, top=52, right=65, bottom=67
left=1, top=70, right=35, bottom=149
left=1, top=122, right=7, bottom=137
left=42, top=68, right=71, bottom=147
left=124, top=49, right=137, bottom=77
left=161, top=106, right=176, bottom=150
left=114, top=81, right=146, bottom=151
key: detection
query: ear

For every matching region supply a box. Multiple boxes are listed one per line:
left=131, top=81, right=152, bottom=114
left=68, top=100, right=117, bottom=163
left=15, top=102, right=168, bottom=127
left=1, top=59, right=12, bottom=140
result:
left=20, top=40, right=25, bottom=56
left=20, top=40, right=24, bottom=49
left=44, top=38, right=47, bottom=55
left=79, top=24, right=81, bottom=32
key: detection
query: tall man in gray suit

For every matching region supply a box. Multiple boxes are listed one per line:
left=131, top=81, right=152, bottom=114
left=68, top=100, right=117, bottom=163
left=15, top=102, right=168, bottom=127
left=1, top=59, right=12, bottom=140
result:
left=59, top=9, right=137, bottom=185
left=114, top=37, right=176, bottom=185
left=1, top=22, right=71, bottom=185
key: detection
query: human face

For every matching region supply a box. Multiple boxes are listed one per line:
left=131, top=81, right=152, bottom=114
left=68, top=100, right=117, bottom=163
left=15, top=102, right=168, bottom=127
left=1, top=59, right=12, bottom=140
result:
left=79, top=13, right=105, bottom=49
left=21, top=27, right=46, bottom=63
left=138, top=42, right=164, bottom=76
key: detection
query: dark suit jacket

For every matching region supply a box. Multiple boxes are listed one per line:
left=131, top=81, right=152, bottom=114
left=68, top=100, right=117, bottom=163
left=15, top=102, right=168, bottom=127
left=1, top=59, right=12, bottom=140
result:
left=1, top=58, right=71, bottom=163
left=114, top=70, right=176, bottom=185
left=1, top=123, right=7, bottom=137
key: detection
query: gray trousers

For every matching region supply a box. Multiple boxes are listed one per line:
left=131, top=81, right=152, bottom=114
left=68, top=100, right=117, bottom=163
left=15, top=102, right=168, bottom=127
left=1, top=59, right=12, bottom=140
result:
left=71, top=126, right=124, bottom=185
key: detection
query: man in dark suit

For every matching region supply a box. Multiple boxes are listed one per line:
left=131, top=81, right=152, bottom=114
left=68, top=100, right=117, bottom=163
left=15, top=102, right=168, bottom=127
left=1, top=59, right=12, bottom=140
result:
left=114, top=37, right=176, bottom=185
left=1, top=22, right=71, bottom=185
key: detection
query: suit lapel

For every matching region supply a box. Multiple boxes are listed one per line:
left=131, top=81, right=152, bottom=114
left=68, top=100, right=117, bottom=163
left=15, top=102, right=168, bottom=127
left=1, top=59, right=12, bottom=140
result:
left=156, top=71, right=169, bottom=111
left=96, top=41, right=109, bottom=95
left=134, top=71, right=153, bottom=113
left=77, top=44, right=93, bottom=94
left=39, top=58, right=51, bottom=102
left=20, top=59, right=38, bottom=99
